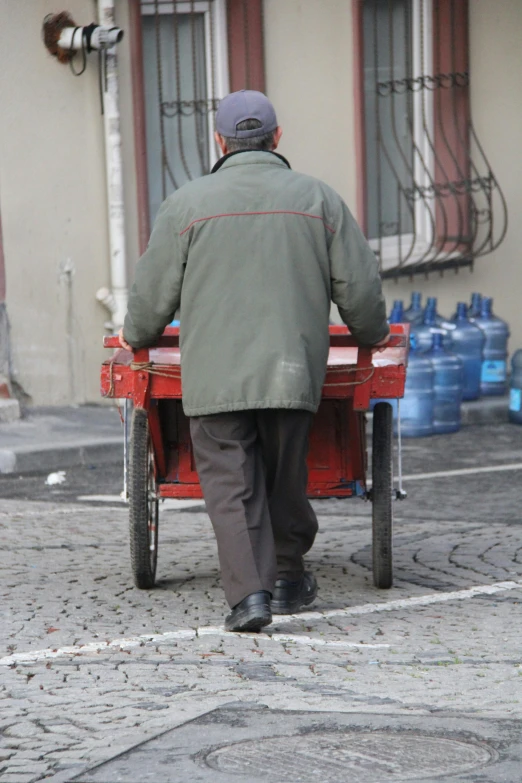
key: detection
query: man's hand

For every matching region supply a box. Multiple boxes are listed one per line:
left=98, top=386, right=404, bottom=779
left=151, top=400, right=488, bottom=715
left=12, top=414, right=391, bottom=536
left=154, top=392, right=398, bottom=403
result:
left=371, top=331, right=391, bottom=354
left=118, top=328, right=134, bottom=353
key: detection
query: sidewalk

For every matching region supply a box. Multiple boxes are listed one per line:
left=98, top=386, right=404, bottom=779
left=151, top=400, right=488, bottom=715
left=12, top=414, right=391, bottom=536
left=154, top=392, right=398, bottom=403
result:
left=2, top=422, right=522, bottom=782
left=0, top=404, right=124, bottom=474
left=0, top=396, right=511, bottom=475
left=461, top=394, right=511, bottom=425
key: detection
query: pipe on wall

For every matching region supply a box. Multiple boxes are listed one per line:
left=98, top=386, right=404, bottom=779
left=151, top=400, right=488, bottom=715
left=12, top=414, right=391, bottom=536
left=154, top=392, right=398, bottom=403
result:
left=98, top=0, right=128, bottom=330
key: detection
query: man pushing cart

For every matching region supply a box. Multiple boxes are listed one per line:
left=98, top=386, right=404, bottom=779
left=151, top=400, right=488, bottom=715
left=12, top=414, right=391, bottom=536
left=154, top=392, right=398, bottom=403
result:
left=112, top=89, right=396, bottom=634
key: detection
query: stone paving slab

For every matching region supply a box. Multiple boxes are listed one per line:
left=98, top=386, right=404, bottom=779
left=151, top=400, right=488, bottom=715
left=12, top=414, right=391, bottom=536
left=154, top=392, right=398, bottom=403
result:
left=1, top=491, right=522, bottom=781
left=69, top=705, right=522, bottom=783
left=1, top=423, right=522, bottom=781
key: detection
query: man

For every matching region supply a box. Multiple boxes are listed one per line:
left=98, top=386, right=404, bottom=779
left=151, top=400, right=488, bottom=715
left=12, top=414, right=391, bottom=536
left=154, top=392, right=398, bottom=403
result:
left=119, top=90, right=389, bottom=633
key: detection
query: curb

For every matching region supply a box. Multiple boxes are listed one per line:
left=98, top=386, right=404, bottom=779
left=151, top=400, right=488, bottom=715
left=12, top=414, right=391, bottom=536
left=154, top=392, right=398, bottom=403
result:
left=0, top=398, right=21, bottom=423
left=461, top=396, right=510, bottom=425
left=0, top=399, right=512, bottom=475
left=0, top=438, right=123, bottom=475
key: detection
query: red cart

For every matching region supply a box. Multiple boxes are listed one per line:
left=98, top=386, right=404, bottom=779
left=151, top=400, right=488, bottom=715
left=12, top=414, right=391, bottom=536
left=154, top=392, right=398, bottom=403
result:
left=101, top=323, right=409, bottom=591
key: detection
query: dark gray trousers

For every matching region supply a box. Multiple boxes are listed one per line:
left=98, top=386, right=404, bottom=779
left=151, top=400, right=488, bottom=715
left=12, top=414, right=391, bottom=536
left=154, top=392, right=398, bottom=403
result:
left=189, top=410, right=318, bottom=608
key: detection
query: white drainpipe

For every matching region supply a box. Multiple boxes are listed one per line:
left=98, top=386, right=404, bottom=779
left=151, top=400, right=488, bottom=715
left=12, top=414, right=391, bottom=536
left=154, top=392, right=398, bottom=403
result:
left=97, top=0, right=127, bottom=330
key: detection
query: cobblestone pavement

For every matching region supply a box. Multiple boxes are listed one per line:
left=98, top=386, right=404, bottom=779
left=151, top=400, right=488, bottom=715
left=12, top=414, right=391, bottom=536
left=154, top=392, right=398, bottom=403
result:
left=1, top=424, right=522, bottom=782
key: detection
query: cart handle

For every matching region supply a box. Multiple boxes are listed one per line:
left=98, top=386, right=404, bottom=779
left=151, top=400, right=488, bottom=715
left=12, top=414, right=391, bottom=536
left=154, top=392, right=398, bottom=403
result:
left=103, top=326, right=180, bottom=349
left=103, top=323, right=409, bottom=350
left=329, top=323, right=409, bottom=348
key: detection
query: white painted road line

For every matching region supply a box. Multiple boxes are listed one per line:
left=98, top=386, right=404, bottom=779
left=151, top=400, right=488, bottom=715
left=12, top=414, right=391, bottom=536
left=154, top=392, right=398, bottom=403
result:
left=0, top=630, right=197, bottom=666
left=76, top=495, right=205, bottom=510
left=0, top=629, right=386, bottom=667
left=400, top=463, right=522, bottom=482
left=197, top=627, right=389, bottom=649
left=282, top=580, right=522, bottom=623
left=269, top=634, right=388, bottom=649
left=2, top=580, right=520, bottom=667
left=76, top=495, right=126, bottom=503
left=77, top=464, right=522, bottom=506
left=163, top=499, right=206, bottom=510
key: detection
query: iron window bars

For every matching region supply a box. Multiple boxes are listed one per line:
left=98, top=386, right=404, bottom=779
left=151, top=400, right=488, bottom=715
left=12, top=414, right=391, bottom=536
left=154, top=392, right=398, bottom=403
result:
left=362, top=0, right=507, bottom=278
left=140, top=0, right=261, bottom=223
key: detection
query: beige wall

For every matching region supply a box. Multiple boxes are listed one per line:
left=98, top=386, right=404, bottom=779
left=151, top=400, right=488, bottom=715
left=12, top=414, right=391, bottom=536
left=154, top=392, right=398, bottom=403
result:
left=264, top=0, right=357, bottom=324
left=2, top=0, right=519, bottom=404
left=0, top=0, right=139, bottom=404
left=263, top=0, right=357, bottom=210
left=264, top=0, right=522, bottom=348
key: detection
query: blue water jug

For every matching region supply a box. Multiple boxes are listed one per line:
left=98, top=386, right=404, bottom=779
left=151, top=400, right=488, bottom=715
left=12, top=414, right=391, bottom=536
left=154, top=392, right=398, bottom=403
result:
left=468, top=292, right=482, bottom=320
left=399, top=336, right=435, bottom=437
left=411, top=300, right=452, bottom=351
left=404, top=292, right=424, bottom=324
left=509, top=350, right=522, bottom=425
left=426, top=333, right=463, bottom=434
left=451, top=302, right=486, bottom=401
left=422, top=296, right=446, bottom=326
left=474, top=297, right=509, bottom=396
left=388, top=300, right=404, bottom=323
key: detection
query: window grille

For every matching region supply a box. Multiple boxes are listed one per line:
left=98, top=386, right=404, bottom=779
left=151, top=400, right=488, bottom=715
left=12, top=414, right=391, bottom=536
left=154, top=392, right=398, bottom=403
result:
left=139, top=0, right=263, bottom=225
left=140, top=1, right=225, bottom=223
left=361, top=0, right=507, bottom=278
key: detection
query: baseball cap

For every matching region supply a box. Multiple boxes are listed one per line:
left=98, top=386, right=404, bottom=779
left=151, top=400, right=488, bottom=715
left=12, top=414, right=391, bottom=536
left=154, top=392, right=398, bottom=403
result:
left=215, top=90, right=278, bottom=139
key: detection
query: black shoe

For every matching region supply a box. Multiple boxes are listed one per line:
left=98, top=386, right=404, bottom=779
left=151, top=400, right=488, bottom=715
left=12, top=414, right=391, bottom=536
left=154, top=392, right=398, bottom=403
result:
left=225, top=591, right=272, bottom=632
left=271, top=571, right=318, bottom=614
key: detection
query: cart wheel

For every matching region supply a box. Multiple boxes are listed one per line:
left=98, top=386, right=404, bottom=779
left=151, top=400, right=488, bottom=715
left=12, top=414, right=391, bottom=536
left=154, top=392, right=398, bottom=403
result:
left=372, top=402, right=393, bottom=589
left=129, top=407, right=159, bottom=589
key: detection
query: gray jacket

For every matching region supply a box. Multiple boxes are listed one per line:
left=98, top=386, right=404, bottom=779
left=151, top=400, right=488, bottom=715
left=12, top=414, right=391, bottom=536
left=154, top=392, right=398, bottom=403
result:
left=123, top=151, right=388, bottom=416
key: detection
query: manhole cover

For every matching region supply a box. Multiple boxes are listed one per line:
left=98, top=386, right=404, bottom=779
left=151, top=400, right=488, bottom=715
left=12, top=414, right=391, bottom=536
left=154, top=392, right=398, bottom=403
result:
left=206, top=731, right=492, bottom=783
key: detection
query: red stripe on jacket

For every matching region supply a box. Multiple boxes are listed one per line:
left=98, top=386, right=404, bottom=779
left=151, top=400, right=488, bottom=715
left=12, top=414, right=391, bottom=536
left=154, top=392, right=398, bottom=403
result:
left=179, top=210, right=336, bottom=236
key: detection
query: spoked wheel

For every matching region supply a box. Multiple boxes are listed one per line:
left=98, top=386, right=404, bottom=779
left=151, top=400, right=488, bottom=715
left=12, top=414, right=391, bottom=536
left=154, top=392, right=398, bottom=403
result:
left=129, top=407, right=159, bottom=588
left=371, top=402, right=393, bottom=589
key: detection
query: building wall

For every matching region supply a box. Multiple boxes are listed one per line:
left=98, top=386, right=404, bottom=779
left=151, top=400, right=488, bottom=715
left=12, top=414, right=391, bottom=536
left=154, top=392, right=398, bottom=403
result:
left=0, top=0, right=138, bottom=404
left=1, top=1, right=519, bottom=405
left=263, top=0, right=357, bottom=211
left=263, top=0, right=358, bottom=324
left=264, top=0, right=522, bottom=349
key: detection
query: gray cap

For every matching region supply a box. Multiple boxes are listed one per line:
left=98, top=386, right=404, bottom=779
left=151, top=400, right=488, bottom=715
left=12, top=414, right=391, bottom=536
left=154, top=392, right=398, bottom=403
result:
left=215, top=90, right=278, bottom=138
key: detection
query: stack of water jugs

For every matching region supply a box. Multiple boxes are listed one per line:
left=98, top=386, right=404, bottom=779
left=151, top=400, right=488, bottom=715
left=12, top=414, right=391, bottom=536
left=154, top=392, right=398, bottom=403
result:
left=388, top=292, right=513, bottom=437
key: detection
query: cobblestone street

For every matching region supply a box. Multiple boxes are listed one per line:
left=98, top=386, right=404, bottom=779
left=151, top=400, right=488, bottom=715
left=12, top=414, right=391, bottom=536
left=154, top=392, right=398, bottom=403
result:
left=1, top=423, right=522, bottom=782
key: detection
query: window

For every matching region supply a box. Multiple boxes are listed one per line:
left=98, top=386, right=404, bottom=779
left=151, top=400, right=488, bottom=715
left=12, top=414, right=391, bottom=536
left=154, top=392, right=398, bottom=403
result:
left=130, top=0, right=266, bottom=250
left=356, top=0, right=507, bottom=277
left=140, top=1, right=229, bottom=223
left=363, top=0, right=415, bottom=243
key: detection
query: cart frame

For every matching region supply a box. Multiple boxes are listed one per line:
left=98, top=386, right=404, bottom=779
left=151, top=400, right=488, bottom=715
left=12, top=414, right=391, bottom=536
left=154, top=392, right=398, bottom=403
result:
left=101, top=324, right=409, bottom=589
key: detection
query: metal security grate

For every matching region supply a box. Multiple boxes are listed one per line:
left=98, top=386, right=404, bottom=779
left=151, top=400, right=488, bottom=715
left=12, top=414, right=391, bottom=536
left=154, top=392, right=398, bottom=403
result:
left=140, top=0, right=221, bottom=221
left=362, top=0, right=507, bottom=278
left=140, top=0, right=263, bottom=224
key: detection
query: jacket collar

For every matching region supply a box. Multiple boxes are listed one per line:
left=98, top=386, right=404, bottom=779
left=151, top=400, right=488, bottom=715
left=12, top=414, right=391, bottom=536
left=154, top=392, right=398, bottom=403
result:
left=211, top=149, right=291, bottom=174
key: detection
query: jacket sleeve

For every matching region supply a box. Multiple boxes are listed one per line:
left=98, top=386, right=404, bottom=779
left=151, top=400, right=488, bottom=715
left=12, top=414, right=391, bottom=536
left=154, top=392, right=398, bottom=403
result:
left=328, top=198, right=389, bottom=346
left=123, top=199, right=185, bottom=349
